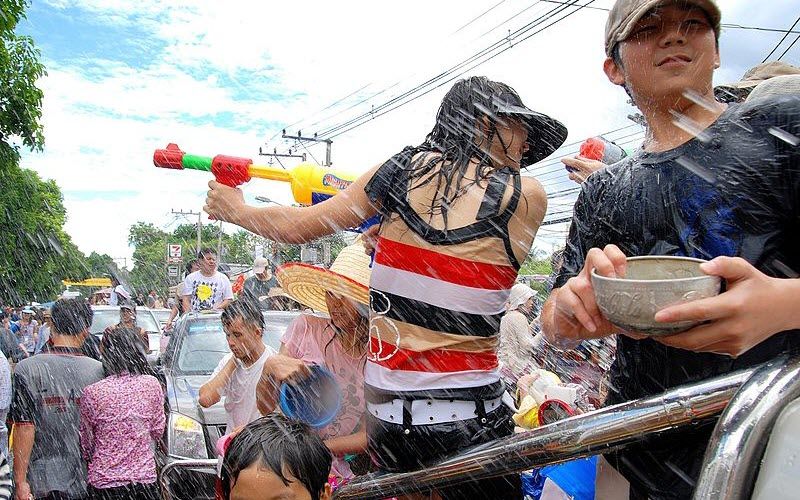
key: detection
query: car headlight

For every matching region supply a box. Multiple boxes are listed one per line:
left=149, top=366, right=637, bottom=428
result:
left=168, top=413, right=208, bottom=459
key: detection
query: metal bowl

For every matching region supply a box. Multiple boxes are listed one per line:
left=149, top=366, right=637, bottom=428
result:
left=591, top=256, right=722, bottom=336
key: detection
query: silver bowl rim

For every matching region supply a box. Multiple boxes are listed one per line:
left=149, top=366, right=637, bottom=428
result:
left=590, top=255, right=719, bottom=285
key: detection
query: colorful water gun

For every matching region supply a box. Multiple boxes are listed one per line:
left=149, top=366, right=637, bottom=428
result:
left=153, top=143, right=378, bottom=230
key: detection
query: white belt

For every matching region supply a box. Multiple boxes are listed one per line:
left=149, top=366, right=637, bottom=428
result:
left=367, top=396, right=506, bottom=426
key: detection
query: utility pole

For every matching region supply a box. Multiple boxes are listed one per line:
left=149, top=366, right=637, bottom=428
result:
left=258, top=147, right=306, bottom=163
left=216, top=221, right=224, bottom=262
left=171, top=209, right=202, bottom=255
left=282, top=129, right=333, bottom=166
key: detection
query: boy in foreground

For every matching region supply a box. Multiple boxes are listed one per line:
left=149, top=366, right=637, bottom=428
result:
left=542, top=0, right=800, bottom=498
left=220, top=414, right=332, bottom=500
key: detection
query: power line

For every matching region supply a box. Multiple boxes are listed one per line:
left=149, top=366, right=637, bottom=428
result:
left=270, top=1, right=523, bottom=143
left=320, top=1, right=579, bottom=138
left=762, top=16, right=800, bottom=62
left=778, top=31, right=800, bottom=60
left=453, top=0, right=508, bottom=35
left=319, top=0, right=595, bottom=140
left=541, top=0, right=800, bottom=35
left=315, top=0, right=576, bottom=138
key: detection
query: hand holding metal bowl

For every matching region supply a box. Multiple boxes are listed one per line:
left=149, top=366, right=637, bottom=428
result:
left=591, top=256, right=722, bottom=336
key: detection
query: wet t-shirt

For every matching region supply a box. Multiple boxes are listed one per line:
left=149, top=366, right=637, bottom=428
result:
left=182, top=271, right=233, bottom=311
left=10, top=347, right=104, bottom=498
left=554, top=96, right=800, bottom=498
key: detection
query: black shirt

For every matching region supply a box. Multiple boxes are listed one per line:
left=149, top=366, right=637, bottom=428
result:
left=554, top=96, right=800, bottom=498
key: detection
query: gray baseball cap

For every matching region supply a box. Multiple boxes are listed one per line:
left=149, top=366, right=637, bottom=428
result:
left=605, top=0, right=721, bottom=56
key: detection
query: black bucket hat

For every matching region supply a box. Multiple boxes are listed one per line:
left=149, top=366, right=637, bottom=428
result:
left=490, top=91, right=568, bottom=167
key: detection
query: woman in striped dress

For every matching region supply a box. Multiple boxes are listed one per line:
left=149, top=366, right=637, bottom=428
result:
left=205, top=76, right=567, bottom=498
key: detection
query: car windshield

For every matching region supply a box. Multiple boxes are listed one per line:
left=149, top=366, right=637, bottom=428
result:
left=174, top=313, right=295, bottom=374
left=90, top=309, right=160, bottom=335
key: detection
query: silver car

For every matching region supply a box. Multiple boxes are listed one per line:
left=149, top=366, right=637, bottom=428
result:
left=157, top=310, right=299, bottom=500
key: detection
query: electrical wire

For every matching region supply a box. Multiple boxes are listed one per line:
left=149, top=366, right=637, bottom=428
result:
left=315, top=0, right=578, bottom=138
left=453, top=0, right=508, bottom=35
left=319, top=0, right=595, bottom=140
left=762, top=15, right=800, bottom=62
left=778, top=31, right=800, bottom=60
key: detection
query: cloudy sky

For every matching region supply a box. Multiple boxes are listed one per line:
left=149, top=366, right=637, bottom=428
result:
left=15, top=0, right=800, bottom=267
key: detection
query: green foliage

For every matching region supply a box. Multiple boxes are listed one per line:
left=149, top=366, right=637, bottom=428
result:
left=126, top=222, right=280, bottom=294
left=0, top=0, right=46, bottom=155
left=0, top=167, right=88, bottom=303
left=519, top=248, right=553, bottom=276
left=83, top=251, right=119, bottom=277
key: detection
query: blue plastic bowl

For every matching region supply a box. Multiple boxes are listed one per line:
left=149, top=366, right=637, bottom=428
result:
left=279, top=364, right=342, bottom=429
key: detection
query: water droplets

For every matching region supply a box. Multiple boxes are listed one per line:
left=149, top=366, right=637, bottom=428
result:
left=675, top=156, right=717, bottom=184
left=670, top=111, right=712, bottom=144
left=767, top=126, right=800, bottom=146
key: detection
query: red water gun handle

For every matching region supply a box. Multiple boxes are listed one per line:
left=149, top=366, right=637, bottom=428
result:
left=211, top=155, right=252, bottom=187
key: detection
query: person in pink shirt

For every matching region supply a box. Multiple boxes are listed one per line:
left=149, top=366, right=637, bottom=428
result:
left=79, top=328, right=165, bottom=500
left=257, top=241, right=370, bottom=483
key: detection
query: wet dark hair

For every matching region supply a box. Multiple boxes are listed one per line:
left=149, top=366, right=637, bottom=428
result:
left=221, top=296, right=264, bottom=332
left=51, top=298, right=93, bottom=336
left=220, top=414, right=332, bottom=500
left=100, top=327, right=153, bottom=377
left=408, top=76, right=525, bottom=227
left=198, top=247, right=217, bottom=259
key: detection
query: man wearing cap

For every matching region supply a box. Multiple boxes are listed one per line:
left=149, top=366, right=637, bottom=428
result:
left=34, top=309, right=52, bottom=355
left=108, top=283, right=131, bottom=307
left=542, top=1, right=800, bottom=498
left=104, top=300, right=148, bottom=349
left=242, top=257, right=277, bottom=309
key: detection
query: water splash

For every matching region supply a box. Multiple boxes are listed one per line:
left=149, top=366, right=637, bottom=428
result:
left=675, top=156, right=717, bottom=184
left=767, top=126, right=800, bottom=146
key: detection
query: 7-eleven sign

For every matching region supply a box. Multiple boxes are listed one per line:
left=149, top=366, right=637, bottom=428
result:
left=168, top=244, right=182, bottom=263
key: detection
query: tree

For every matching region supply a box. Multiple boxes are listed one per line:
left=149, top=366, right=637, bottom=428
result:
left=0, top=0, right=45, bottom=161
left=126, top=222, right=273, bottom=294
left=0, top=2, right=91, bottom=304
left=0, top=168, right=88, bottom=303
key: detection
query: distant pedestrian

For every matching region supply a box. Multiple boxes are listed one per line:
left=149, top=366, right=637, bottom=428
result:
left=16, top=308, right=38, bottom=357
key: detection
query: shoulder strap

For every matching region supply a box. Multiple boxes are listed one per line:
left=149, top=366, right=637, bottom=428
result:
left=392, top=167, right=523, bottom=269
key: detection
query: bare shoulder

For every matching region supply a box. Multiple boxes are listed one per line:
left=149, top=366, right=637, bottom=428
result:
left=519, top=175, right=547, bottom=219
left=520, top=175, right=546, bottom=199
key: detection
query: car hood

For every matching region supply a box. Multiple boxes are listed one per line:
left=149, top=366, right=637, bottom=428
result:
left=167, top=373, right=226, bottom=426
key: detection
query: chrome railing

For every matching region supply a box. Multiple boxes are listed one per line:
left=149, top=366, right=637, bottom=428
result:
left=157, top=356, right=800, bottom=500
left=694, top=354, right=800, bottom=500
left=335, top=365, right=764, bottom=499
left=158, top=458, right=218, bottom=500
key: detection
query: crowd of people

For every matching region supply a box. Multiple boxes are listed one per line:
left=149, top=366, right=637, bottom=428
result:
left=1, top=0, right=799, bottom=498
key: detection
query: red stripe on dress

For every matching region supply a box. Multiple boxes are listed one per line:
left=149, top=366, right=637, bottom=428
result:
left=374, top=237, right=517, bottom=290
left=370, top=337, right=498, bottom=372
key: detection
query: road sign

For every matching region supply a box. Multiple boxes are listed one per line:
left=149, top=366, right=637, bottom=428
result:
left=167, top=265, right=180, bottom=278
left=168, top=244, right=182, bottom=259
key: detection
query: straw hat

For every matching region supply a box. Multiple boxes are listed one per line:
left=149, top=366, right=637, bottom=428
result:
left=275, top=239, right=371, bottom=314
